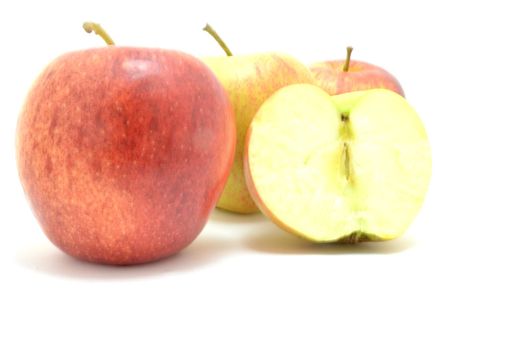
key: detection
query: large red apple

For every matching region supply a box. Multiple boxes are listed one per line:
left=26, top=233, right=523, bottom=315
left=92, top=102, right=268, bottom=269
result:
left=16, top=47, right=236, bottom=265
left=310, top=47, right=404, bottom=96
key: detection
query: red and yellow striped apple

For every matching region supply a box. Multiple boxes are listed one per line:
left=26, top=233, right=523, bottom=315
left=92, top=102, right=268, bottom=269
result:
left=202, top=24, right=315, bottom=214
left=16, top=41, right=235, bottom=265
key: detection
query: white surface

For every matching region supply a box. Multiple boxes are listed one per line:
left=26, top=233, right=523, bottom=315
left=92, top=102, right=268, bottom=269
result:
left=1, top=1, right=524, bottom=349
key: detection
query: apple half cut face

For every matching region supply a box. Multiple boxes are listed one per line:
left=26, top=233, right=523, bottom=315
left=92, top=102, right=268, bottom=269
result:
left=244, top=84, right=431, bottom=243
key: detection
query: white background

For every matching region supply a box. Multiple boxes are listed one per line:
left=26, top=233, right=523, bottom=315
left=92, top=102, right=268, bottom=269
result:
left=1, top=0, right=524, bottom=349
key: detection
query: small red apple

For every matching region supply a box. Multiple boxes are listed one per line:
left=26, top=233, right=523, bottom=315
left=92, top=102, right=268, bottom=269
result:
left=16, top=26, right=235, bottom=265
left=310, top=47, right=404, bottom=96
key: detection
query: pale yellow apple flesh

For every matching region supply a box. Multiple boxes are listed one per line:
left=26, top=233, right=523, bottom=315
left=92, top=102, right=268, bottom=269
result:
left=203, top=54, right=314, bottom=214
left=245, top=84, right=431, bottom=242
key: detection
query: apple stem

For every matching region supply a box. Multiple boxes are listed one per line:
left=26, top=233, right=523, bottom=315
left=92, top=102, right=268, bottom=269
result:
left=203, top=23, right=233, bottom=56
left=343, top=46, right=353, bottom=72
left=83, top=22, right=115, bottom=46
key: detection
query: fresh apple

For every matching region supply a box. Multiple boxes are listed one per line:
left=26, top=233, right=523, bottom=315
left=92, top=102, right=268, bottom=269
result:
left=244, top=84, right=431, bottom=243
left=202, top=24, right=315, bottom=214
left=16, top=23, right=236, bottom=265
left=310, top=47, right=405, bottom=96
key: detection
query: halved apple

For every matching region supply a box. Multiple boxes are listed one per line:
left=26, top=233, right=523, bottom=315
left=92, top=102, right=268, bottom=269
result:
left=244, top=84, right=431, bottom=243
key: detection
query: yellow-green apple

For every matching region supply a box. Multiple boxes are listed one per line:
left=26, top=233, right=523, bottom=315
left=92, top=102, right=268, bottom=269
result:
left=244, top=84, right=430, bottom=243
left=202, top=24, right=315, bottom=214
left=310, top=47, right=404, bottom=96
left=16, top=23, right=236, bottom=265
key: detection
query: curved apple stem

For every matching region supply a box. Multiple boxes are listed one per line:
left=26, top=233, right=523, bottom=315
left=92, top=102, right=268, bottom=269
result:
left=83, top=22, right=115, bottom=46
left=343, top=46, right=353, bottom=72
left=203, top=23, right=233, bottom=56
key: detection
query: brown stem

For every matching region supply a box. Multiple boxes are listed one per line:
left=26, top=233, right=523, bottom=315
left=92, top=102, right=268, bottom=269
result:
left=343, top=46, right=353, bottom=72
left=83, top=22, right=115, bottom=46
left=203, top=23, right=233, bottom=56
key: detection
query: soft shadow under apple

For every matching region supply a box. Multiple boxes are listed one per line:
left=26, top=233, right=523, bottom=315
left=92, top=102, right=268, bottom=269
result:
left=16, top=233, right=236, bottom=280
left=242, top=224, right=416, bottom=255
left=209, top=208, right=266, bottom=224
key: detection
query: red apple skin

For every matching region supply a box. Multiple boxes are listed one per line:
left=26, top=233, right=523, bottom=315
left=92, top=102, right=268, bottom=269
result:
left=16, top=47, right=236, bottom=265
left=309, top=60, right=405, bottom=96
